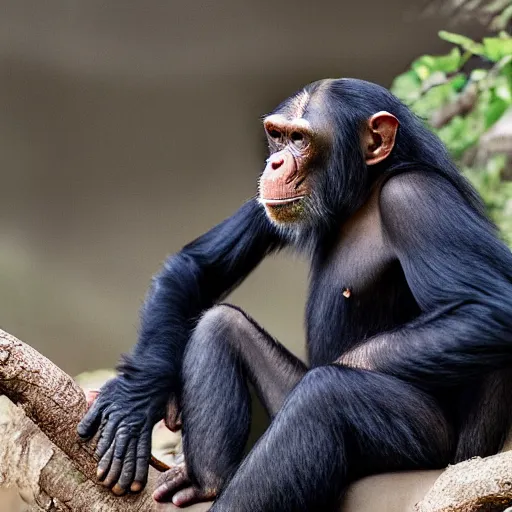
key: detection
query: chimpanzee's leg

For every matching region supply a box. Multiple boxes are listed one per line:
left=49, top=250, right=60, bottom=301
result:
left=210, top=365, right=453, bottom=512
left=153, top=303, right=307, bottom=505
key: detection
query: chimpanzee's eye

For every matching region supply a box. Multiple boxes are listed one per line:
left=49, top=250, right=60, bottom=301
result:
left=268, top=129, right=282, bottom=140
left=291, top=131, right=305, bottom=149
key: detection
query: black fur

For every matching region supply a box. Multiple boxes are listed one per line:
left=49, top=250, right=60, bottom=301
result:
left=78, top=78, right=512, bottom=511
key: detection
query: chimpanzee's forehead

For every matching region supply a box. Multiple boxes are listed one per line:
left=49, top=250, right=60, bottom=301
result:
left=273, top=90, right=311, bottom=119
left=265, top=81, right=334, bottom=137
left=273, top=79, right=335, bottom=116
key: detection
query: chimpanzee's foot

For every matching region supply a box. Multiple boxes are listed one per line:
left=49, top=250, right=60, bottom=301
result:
left=153, top=465, right=218, bottom=507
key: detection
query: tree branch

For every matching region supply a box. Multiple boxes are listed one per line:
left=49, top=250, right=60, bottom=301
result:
left=0, top=328, right=158, bottom=511
left=415, top=452, right=512, bottom=511
left=429, top=82, right=478, bottom=129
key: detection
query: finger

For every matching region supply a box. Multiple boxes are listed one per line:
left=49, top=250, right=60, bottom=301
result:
left=112, top=438, right=137, bottom=495
left=152, top=467, right=188, bottom=502
left=103, top=427, right=131, bottom=489
left=77, top=397, right=104, bottom=439
left=95, top=415, right=122, bottom=459
left=102, top=424, right=132, bottom=485
left=97, top=440, right=115, bottom=481
left=96, top=416, right=115, bottom=481
left=131, top=431, right=151, bottom=493
left=94, top=410, right=110, bottom=447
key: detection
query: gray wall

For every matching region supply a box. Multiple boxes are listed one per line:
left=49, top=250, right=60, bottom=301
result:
left=0, top=1, right=483, bottom=375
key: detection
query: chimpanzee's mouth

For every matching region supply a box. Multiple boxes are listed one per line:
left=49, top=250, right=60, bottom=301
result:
left=260, top=196, right=305, bottom=207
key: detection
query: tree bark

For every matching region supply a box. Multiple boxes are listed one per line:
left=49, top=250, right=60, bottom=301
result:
left=415, top=452, right=512, bottom=512
left=0, top=328, right=159, bottom=511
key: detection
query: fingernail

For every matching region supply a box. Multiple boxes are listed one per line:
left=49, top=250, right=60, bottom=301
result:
left=112, top=484, right=125, bottom=496
left=131, top=482, right=142, bottom=493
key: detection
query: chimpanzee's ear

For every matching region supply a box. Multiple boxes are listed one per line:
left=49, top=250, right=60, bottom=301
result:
left=364, top=111, right=399, bottom=165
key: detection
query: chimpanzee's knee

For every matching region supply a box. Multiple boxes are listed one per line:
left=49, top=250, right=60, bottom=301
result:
left=183, top=303, right=252, bottom=374
left=267, top=366, right=345, bottom=430
left=192, top=304, right=250, bottom=344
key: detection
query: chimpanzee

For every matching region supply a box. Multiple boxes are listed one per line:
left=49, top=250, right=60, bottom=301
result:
left=78, top=78, right=512, bottom=512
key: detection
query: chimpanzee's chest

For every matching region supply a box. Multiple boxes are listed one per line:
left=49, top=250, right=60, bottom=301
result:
left=304, top=190, right=420, bottom=366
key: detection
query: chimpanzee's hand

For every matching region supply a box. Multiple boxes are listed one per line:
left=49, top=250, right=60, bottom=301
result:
left=77, top=376, right=166, bottom=496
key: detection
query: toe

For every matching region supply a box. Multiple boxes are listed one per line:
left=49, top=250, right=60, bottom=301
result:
left=171, top=486, right=197, bottom=507
left=152, top=466, right=188, bottom=502
left=172, top=486, right=217, bottom=507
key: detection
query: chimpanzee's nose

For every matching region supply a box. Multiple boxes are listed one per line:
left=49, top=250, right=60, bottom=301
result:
left=271, top=157, right=284, bottom=170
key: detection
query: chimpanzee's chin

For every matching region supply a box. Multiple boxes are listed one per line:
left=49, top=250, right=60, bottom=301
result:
left=263, top=199, right=306, bottom=225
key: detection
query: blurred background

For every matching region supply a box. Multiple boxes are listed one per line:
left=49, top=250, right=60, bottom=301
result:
left=2, top=1, right=512, bottom=510
left=0, top=1, right=502, bottom=375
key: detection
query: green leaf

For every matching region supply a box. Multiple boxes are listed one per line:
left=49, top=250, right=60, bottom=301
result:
left=494, top=77, right=512, bottom=103
left=413, top=62, right=431, bottom=81
left=486, top=154, right=507, bottom=175
left=412, top=48, right=462, bottom=76
left=470, top=69, right=488, bottom=82
left=484, top=96, right=508, bottom=127
left=390, top=71, right=421, bottom=103
left=439, top=31, right=485, bottom=55
left=482, top=36, right=512, bottom=62
left=432, top=48, right=462, bottom=73
left=450, top=74, right=467, bottom=91
left=437, top=115, right=481, bottom=157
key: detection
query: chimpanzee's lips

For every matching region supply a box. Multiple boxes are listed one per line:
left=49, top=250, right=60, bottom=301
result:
left=260, top=196, right=305, bottom=206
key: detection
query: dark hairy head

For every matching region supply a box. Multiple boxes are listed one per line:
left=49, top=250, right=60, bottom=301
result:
left=258, top=78, right=483, bottom=245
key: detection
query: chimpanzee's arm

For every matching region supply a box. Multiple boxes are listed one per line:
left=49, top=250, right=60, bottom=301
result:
left=78, top=198, right=283, bottom=493
left=339, top=170, right=512, bottom=388
left=129, top=198, right=282, bottom=395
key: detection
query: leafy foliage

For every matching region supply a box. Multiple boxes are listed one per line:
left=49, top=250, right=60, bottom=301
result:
left=465, top=155, right=512, bottom=245
left=391, top=31, right=512, bottom=246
